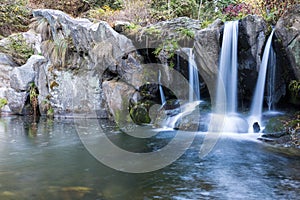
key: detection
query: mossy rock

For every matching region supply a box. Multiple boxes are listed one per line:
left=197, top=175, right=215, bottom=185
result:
left=130, top=105, right=151, bottom=125
left=264, top=117, right=285, bottom=134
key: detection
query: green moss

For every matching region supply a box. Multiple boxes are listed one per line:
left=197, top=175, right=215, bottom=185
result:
left=264, top=117, right=285, bottom=133
left=0, top=34, right=34, bottom=65
left=129, top=104, right=151, bottom=125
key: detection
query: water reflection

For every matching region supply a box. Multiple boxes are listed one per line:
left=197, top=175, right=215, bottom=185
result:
left=0, top=116, right=299, bottom=199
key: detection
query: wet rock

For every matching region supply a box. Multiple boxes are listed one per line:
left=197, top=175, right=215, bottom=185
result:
left=253, top=122, right=261, bottom=133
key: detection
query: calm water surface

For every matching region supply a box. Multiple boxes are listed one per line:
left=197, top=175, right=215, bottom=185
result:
left=0, top=116, right=299, bottom=199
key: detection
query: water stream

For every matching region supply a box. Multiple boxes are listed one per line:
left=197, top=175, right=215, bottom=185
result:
left=216, top=21, right=239, bottom=115
left=249, top=30, right=275, bottom=130
left=0, top=116, right=299, bottom=199
left=266, top=44, right=277, bottom=111
left=188, top=48, right=200, bottom=102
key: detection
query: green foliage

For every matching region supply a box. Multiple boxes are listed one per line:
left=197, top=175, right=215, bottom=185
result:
left=151, top=0, right=198, bottom=21
left=153, top=38, right=179, bottom=65
left=0, top=98, right=8, bottom=110
left=145, top=26, right=162, bottom=36
left=176, top=27, right=195, bottom=39
left=0, top=0, right=31, bottom=37
left=0, top=34, right=34, bottom=65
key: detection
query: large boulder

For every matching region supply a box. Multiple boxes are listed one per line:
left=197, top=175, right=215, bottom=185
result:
left=275, top=5, right=300, bottom=80
left=10, top=55, right=46, bottom=91
left=31, top=9, right=135, bottom=117
left=194, top=19, right=223, bottom=105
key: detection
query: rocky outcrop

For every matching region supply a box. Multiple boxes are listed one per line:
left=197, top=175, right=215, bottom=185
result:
left=194, top=19, right=223, bottom=105
left=0, top=8, right=298, bottom=121
left=275, top=5, right=300, bottom=80
left=31, top=9, right=135, bottom=117
left=239, top=15, right=268, bottom=71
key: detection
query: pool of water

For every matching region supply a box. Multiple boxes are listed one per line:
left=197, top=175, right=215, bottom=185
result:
left=0, top=116, right=299, bottom=199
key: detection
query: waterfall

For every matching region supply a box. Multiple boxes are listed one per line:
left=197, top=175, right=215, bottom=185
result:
left=266, top=44, right=277, bottom=111
left=188, top=48, right=201, bottom=102
left=249, top=30, right=275, bottom=125
left=158, top=49, right=201, bottom=129
left=216, top=21, right=239, bottom=114
left=158, top=70, right=166, bottom=106
left=211, top=21, right=250, bottom=133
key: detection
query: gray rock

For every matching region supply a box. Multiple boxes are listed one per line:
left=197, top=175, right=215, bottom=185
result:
left=239, top=15, right=268, bottom=71
left=10, top=55, right=46, bottom=91
left=31, top=9, right=135, bottom=117
left=194, top=19, right=223, bottom=105
left=5, top=89, right=27, bottom=114
left=275, top=5, right=300, bottom=79
left=102, top=80, right=136, bottom=121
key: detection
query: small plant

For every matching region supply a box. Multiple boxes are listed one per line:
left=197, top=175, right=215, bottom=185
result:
left=176, top=27, right=195, bottom=39
left=145, top=26, right=162, bottom=36
left=29, top=82, right=39, bottom=118
left=153, top=38, right=179, bottom=66
left=0, top=98, right=8, bottom=111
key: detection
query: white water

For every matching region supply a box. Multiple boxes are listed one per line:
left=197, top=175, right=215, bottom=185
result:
left=249, top=30, right=275, bottom=129
left=188, top=48, right=200, bottom=102
left=212, top=21, right=245, bottom=133
left=266, top=44, right=276, bottom=111
left=216, top=21, right=239, bottom=114
left=158, top=70, right=166, bottom=106
left=162, top=101, right=201, bottom=128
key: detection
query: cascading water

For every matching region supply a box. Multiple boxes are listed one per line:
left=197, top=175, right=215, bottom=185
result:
left=266, top=44, right=277, bottom=111
left=188, top=48, right=201, bottom=102
left=159, top=48, right=201, bottom=129
left=158, top=70, right=166, bottom=106
left=249, top=30, right=275, bottom=130
left=248, top=30, right=274, bottom=132
left=212, top=21, right=249, bottom=133
left=216, top=21, right=239, bottom=114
